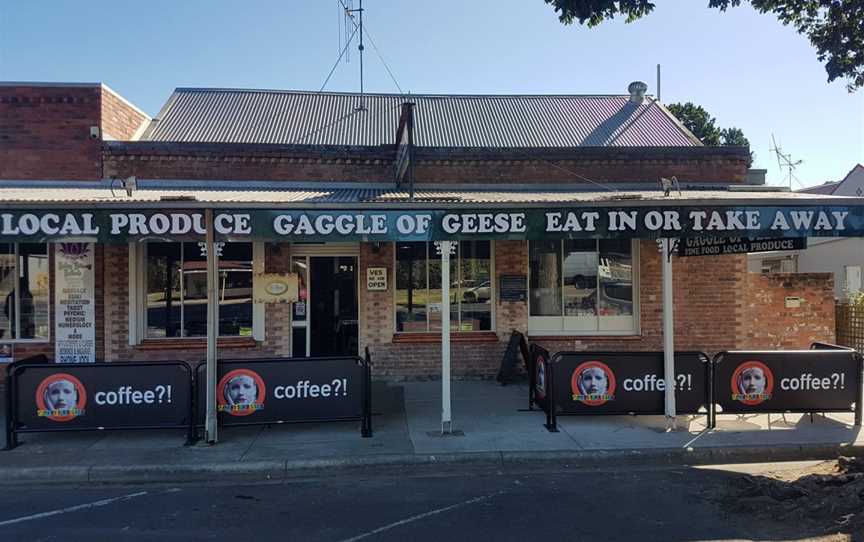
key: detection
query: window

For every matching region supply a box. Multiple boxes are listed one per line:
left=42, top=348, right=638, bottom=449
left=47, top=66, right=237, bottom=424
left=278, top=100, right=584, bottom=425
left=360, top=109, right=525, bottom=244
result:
left=760, top=256, right=796, bottom=274
left=529, top=239, right=637, bottom=334
left=0, top=243, right=49, bottom=340
left=395, top=241, right=492, bottom=333
left=144, top=242, right=253, bottom=338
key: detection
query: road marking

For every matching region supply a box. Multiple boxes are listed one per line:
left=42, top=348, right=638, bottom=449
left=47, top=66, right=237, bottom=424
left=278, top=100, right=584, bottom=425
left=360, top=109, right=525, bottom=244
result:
left=0, top=491, right=148, bottom=527
left=337, top=491, right=504, bottom=542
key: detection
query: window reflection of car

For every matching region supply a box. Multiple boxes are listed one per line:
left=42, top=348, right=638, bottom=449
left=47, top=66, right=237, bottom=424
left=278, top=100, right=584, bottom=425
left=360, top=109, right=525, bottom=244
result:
left=146, top=262, right=253, bottom=337
left=599, top=281, right=633, bottom=314
left=462, top=281, right=491, bottom=303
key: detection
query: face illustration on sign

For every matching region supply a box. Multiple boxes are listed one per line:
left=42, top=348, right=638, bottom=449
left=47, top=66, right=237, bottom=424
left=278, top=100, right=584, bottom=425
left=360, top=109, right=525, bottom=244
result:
left=571, top=362, right=616, bottom=406
left=35, top=373, right=87, bottom=421
left=218, top=369, right=265, bottom=416
left=535, top=358, right=546, bottom=398
left=731, top=361, right=774, bottom=405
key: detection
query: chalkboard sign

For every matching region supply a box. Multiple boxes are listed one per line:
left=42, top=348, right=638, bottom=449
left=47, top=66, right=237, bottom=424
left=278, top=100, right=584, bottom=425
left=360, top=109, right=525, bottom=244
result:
left=497, top=331, right=528, bottom=385
left=499, top=275, right=527, bottom=302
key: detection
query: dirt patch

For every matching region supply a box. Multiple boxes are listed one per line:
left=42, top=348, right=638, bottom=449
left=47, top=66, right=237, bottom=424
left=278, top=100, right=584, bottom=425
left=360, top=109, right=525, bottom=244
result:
left=709, top=457, right=864, bottom=540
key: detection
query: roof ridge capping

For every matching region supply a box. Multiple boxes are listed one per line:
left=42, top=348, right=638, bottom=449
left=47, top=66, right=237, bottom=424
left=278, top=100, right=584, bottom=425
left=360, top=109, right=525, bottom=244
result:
left=171, top=87, right=645, bottom=99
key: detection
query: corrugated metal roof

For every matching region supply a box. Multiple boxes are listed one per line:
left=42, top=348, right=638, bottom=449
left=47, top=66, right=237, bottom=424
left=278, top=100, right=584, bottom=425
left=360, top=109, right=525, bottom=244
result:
left=798, top=182, right=840, bottom=195
left=141, top=89, right=701, bottom=148
left=0, top=186, right=851, bottom=207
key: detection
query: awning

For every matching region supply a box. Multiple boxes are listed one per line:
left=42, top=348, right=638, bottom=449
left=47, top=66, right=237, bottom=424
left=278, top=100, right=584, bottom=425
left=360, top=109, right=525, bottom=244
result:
left=0, top=183, right=863, bottom=242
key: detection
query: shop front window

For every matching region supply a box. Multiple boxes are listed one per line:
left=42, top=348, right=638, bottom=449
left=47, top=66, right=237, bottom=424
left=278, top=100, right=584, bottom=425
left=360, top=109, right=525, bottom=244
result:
left=395, top=241, right=492, bottom=332
left=529, top=239, right=636, bottom=333
left=0, top=243, right=49, bottom=340
left=145, top=242, right=253, bottom=338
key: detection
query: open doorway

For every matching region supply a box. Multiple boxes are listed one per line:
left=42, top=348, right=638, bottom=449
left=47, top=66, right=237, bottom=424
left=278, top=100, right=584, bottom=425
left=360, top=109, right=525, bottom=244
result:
left=291, top=255, right=358, bottom=357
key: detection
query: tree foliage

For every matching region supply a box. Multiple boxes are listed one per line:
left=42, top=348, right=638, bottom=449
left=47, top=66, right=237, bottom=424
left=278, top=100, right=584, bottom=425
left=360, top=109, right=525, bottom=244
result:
left=666, top=103, right=751, bottom=161
left=544, top=1, right=864, bottom=91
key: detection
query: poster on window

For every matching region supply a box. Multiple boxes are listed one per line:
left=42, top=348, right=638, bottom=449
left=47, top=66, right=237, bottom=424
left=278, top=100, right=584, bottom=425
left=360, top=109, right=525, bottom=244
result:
left=54, top=243, right=95, bottom=363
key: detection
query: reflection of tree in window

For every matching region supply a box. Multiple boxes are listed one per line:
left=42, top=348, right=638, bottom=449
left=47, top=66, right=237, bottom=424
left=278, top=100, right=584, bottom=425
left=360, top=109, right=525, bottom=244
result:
left=396, top=241, right=491, bottom=332
left=529, top=241, right=561, bottom=316
left=529, top=240, right=634, bottom=331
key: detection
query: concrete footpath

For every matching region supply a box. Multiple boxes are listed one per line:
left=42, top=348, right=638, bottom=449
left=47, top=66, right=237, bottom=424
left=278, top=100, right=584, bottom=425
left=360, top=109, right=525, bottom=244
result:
left=2, top=380, right=863, bottom=485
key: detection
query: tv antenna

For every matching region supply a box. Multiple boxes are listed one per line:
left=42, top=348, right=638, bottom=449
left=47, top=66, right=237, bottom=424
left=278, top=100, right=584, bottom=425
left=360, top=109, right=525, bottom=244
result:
left=770, top=134, right=803, bottom=189
left=342, top=0, right=365, bottom=110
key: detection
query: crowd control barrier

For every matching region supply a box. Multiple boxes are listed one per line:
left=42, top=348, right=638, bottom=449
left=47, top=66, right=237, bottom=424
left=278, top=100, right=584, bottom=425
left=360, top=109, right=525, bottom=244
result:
left=4, top=361, right=194, bottom=450
left=532, top=351, right=710, bottom=432
left=194, top=351, right=372, bottom=438
left=711, top=347, right=863, bottom=428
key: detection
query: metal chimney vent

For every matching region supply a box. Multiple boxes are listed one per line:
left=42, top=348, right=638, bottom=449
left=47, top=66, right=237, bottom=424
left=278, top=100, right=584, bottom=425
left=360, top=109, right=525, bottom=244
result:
left=628, top=81, right=648, bottom=104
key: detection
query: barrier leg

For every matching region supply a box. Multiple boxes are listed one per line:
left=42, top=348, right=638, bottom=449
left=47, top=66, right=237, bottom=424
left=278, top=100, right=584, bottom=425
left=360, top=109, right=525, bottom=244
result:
left=857, top=355, right=864, bottom=427
left=544, top=366, right=558, bottom=432
left=185, top=373, right=198, bottom=445
left=362, top=359, right=372, bottom=438
left=3, top=371, right=18, bottom=450
left=544, top=410, right=558, bottom=433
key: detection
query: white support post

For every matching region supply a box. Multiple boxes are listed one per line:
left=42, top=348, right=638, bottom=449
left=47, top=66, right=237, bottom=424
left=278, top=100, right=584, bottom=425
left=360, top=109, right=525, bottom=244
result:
left=662, top=238, right=677, bottom=429
left=204, top=209, right=219, bottom=443
left=440, top=241, right=452, bottom=434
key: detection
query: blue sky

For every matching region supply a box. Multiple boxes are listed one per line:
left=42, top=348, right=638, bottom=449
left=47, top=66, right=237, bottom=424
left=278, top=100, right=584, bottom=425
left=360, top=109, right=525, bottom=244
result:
left=2, top=0, right=862, bottom=187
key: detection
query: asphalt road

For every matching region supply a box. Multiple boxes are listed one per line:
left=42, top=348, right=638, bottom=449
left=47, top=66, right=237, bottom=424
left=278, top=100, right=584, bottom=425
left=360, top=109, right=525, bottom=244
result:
left=0, top=464, right=842, bottom=542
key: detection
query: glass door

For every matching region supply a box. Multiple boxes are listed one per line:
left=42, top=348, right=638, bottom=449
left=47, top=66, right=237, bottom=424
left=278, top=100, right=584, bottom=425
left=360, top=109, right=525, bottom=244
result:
left=291, top=255, right=358, bottom=357
left=291, top=256, right=309, bottom=356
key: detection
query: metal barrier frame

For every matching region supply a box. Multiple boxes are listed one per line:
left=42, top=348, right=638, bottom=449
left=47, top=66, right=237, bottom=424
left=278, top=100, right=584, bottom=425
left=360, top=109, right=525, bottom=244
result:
left=709, top=345, right=864, bottom=428
left=4, top=360, right=195, bottom=450
left=193, top=351, right=373, bottom=438
left=542, top=351, right=712, bottom=432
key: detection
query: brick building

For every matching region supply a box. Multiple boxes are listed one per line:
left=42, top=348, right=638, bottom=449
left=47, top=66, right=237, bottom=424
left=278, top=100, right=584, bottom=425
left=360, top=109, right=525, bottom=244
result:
left=0, top=81, right=854, bottom=381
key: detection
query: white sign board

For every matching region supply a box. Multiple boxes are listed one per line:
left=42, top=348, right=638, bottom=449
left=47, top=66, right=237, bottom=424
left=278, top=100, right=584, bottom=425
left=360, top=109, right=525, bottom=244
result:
left=367, top=267, right=387, bottom=291
left=54, top=243, right=96, bottom=363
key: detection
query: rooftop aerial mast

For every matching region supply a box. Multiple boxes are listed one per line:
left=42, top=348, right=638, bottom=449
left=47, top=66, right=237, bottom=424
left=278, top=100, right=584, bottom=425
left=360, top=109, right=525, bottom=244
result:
left=770, top=134, right=804, bottom=190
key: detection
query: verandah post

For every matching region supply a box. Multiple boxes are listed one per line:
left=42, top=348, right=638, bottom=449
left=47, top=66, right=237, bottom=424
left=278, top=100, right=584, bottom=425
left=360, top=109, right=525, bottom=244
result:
left=662, top=238, right=677, bottom=429
left=204, top=209, right=219, bottom=443
left=440, top=240, right=452, bottom=434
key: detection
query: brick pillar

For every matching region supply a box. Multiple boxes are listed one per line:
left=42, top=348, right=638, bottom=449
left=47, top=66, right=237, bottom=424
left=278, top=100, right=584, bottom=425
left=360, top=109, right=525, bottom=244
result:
left=263, top=242, right=292, bottom=357
left=103, top=244, right=130, bottom=361
left=494, top=240, right=528, bottom=339
left=359, top=242, right=394, bottom=355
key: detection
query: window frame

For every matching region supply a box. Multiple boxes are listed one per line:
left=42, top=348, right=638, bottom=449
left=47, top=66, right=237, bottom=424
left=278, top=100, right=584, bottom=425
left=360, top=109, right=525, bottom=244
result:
left=527, top=239, right=640, bottom=336
left=131, top=241, right=264, bottom=344
left=0, top=242, right=50, bottom=343
left=392, top=240, right=496, bottom=334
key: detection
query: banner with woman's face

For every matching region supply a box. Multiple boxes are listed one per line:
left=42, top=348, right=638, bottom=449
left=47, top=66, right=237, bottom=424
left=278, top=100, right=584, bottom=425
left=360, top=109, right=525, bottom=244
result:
left=217, top=369, right=266, bottom=416
left=715, top=350, right=859, bottom=414
left=36, top=373, right=87, bottom=421
left=12, top=363, right=192, bottom=430
left=570, top=361, right=616, bottom=406
left=548, top=352, right=709, bottom=415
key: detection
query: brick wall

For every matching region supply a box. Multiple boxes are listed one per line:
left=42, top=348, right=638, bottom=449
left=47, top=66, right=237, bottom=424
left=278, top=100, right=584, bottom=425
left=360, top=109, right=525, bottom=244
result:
left=359, top=240, right=749, bottom=380
left=100, top=86, right=149, bottom=141
left=0, top=85, right=103, bottom=180
left=739, top=272, right=835, bottom=349
left=358, top=242, right=394, bottom=354
left=103, top=144, right=749, bottom=185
